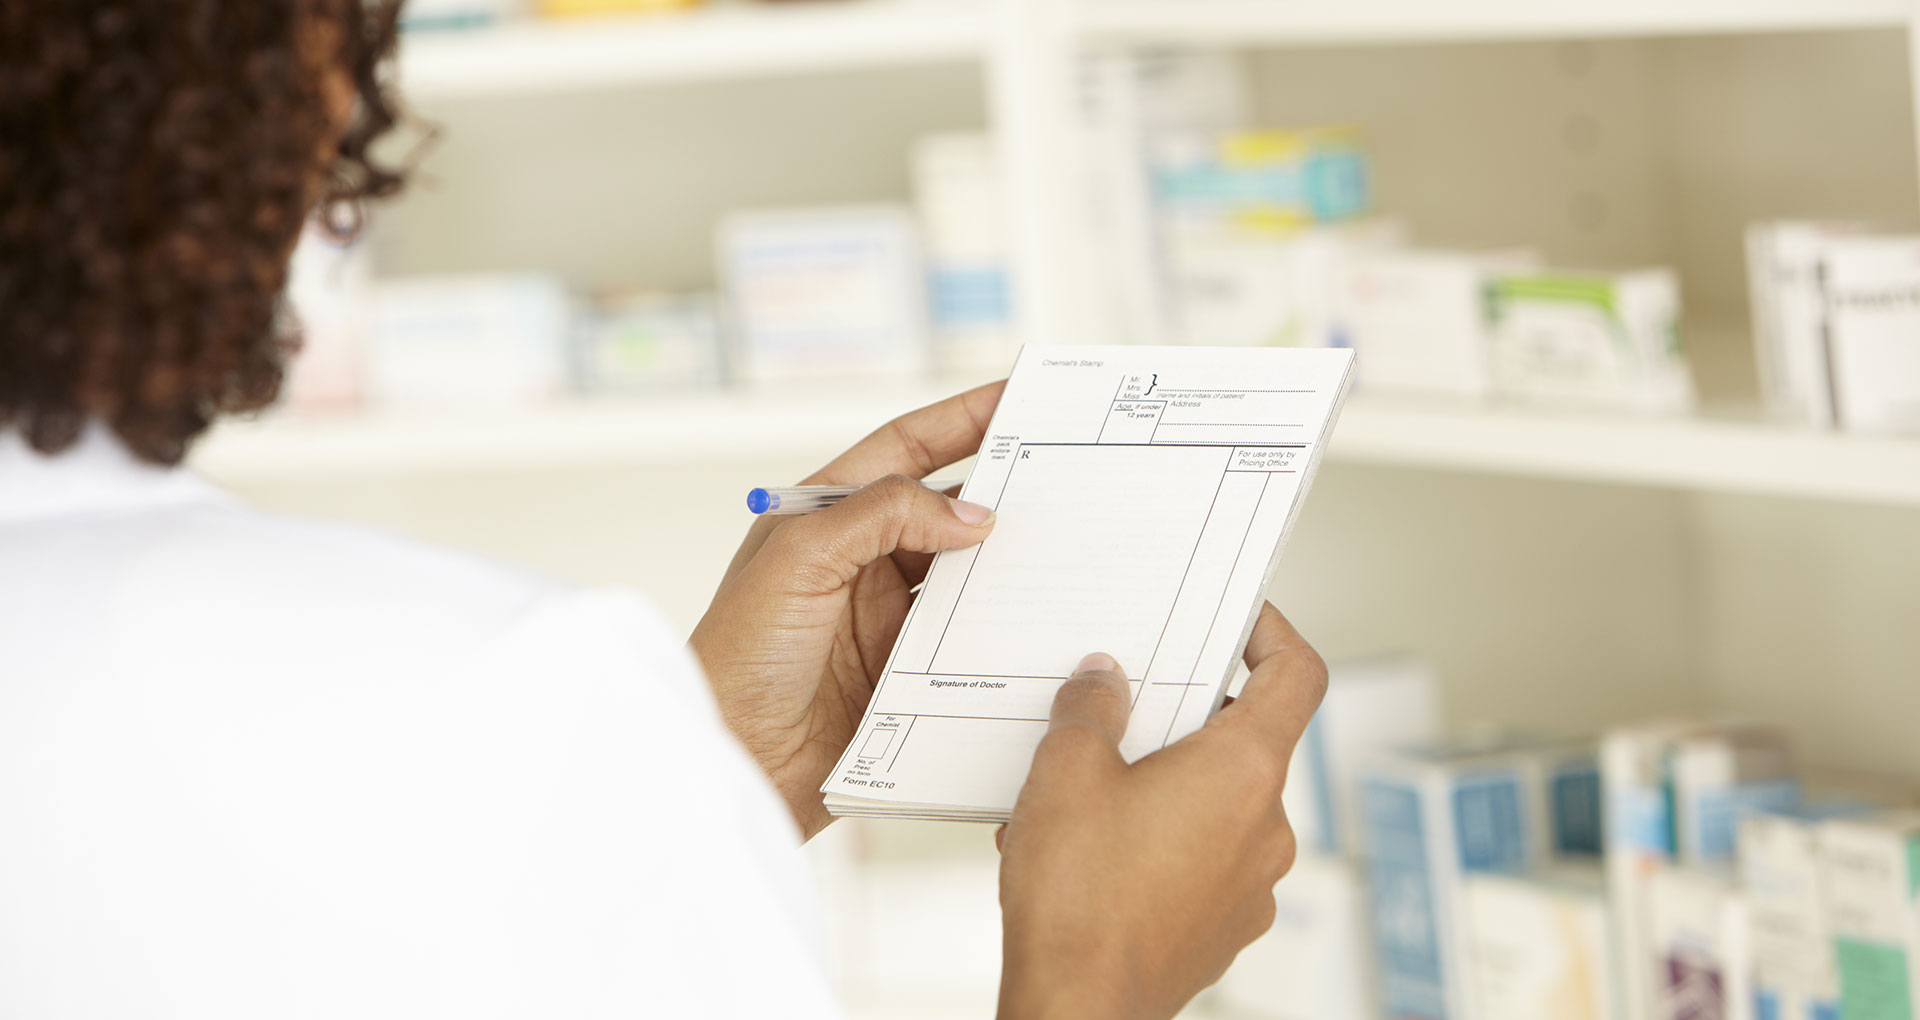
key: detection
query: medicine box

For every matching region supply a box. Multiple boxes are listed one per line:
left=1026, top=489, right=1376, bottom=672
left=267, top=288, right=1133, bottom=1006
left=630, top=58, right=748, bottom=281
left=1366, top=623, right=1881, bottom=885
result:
left=1671, top=725, right=1800, bottom=867
left=401, top=0, right=516, bottom=32
left=538, top=0, right=701, bottom=17
left=1485, top=268, right=1693, bottom=413
left=1079, top=51, right=1251, bottom=348
left=1476, top=732, right=1608, bottom=864
left=717, top=205, right=928, bottom=384
left=1820, top=809, right=1920, bottom=1020
left=1361, top=740, right=1539, bottom=1020
left=1153, top=127, right=1372, bottom=232
left=1745, top=222, right=1866, bottom=427
left=1211, top=852, right=1375, bottom=1020
left=366, top=273, right=574, bottom=409
left=1647, top=865, right=1754, bottom=1020
left=573, top=290, right=722, bottom=394
left=1820, top=237, right=1920, bottom=435
left=1283, top=655, right=1441, bottom=857
left=1166, top=219, right=1402, bottom=349
left=1741, top=803, right=1873, bottom=1020
left=1335, top=248, right=1537, bottom=401
left=1605, top=723, right=1802, bottom=1020
left=1543, top=743, right=1607, bottom=862
left=912, top=133, right=1016, bottom=375
left=1464, top=866, right=1616, bottom=1020
left=1605, top=722, right=1700, bottom=1020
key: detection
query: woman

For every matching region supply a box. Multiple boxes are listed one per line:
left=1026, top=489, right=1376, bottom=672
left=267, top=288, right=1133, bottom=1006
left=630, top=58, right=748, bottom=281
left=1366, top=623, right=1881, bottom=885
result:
left=0, top=3, right=1326, bottom=1018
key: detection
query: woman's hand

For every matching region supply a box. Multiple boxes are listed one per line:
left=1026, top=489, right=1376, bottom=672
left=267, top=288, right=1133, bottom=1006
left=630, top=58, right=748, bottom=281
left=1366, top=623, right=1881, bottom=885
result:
left=996, top=603, right=1328, bottom=1020
left=690, top=382, right=1005, bottom=839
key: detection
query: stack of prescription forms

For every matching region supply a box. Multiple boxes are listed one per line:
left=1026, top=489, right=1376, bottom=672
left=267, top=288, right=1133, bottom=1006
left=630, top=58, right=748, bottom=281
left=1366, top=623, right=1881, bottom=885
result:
left=823, top=344, right=1356, bottom=822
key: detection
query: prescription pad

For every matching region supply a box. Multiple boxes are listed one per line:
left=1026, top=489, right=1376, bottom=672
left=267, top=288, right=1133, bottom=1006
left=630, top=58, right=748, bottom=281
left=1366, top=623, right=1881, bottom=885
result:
left=822, top=345, right=1355, bottom=822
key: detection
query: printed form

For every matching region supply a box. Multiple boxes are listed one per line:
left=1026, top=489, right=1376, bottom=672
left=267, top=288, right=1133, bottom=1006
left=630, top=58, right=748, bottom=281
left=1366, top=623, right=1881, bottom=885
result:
left=822, top=345, right=1356, bottom=822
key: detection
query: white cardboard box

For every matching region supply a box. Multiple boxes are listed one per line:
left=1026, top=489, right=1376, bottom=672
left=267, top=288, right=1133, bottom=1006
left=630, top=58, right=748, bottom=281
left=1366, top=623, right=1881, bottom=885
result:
left=365, top=273, right=573, bottom=409
left=1079, top=51, right=1252, bottom=348
left=1465, top=867, right=1617, bottom=1020
left=1605, top=723, right=1800, bottom=1020
left=574, top=290, right=722, bottom=393
left=1166, top=220, right=1402, bottom=349
left=1485, top=269, right=1694, bottom=413
left=1534, top=739, right=1607, bottom=864
left=718, top=205, right=929, bottom=385
left=912, top=133, right=1017, bottom=376
left=1821, top=809, right=1920, bottom=1020
left=1671, top=726, right=1799, bottom=867
left=1820, top=237, right=1920, bottom=435
left=1745, top=222, right=1866, bottom=427
left=1336, top=248, right=1537, bottom=401
left=1361, top=741, right=1541, bottom=1020
left=1741, top=805, right=1862, bottom=1020
left=1605, top=722, right=1700, bottom=1020
left=1648, top=866, right=1754, bottom=1020
left=1283, top=655, right=1440, bottom=857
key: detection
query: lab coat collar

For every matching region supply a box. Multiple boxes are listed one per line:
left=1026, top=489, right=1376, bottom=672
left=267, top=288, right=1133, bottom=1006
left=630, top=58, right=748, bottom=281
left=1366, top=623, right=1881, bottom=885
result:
left=0, top=424, right=229, bottom=524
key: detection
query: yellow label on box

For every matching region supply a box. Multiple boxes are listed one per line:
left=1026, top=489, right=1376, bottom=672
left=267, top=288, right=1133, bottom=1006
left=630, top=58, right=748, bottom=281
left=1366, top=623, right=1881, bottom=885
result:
left=538, top=0, right=703, bottom=17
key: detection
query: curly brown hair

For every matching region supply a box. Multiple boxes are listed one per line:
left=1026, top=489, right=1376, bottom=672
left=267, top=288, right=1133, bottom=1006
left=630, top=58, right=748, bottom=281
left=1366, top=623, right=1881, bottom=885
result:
left=0, top=1, right=408, bottom=465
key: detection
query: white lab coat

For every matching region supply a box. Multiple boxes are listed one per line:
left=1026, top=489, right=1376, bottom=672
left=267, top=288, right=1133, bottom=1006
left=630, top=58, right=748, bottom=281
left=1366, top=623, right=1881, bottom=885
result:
left=0, top=427, right=843, bottom=1019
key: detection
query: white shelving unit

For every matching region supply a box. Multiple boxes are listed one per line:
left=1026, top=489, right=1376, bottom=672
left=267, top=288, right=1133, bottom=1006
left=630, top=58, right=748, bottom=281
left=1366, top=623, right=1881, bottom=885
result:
left=1076, top=0, right=1911, bottom=45
left=198, top=393, right=1920, bottom=508
left=196, top=384, right=974, bottom=482
left=399, top=1, right=990, bottom=99
left=375, top=0, right=1920, bottom=366
left=1331, top=402, right=1920, bottom=508
left=399, top=0, right=1914, bottom=100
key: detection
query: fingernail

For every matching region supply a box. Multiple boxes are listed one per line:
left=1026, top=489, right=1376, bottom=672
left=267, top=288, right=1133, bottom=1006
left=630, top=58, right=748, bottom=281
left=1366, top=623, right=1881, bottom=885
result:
left=949, top=497, right=994, bottom=526
left=1075, top=652, right=1118, bottom=674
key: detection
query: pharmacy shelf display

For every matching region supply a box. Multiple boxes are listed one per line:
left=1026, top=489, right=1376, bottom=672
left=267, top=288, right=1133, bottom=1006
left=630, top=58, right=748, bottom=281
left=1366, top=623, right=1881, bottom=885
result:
left=1076, top=0, right=1908, bottom=45
left=398, top=0, right=1910, bottom=103
left=192, top=394, right=1920, bottom=508
left=398, top=1, right=990, bottom=101
left=386, top=0, right=1920, bottom=364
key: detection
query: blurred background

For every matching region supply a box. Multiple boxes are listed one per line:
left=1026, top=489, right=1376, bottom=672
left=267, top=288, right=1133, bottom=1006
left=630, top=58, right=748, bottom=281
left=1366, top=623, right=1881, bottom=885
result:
left=187, top=0, right=1920, bottom=1018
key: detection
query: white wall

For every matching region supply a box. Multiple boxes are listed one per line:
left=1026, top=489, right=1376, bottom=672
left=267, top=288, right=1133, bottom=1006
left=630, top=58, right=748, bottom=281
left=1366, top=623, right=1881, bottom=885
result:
left=1690, top=492, right=1920, bottom=777
left=371, top=65, right=989, bottom=290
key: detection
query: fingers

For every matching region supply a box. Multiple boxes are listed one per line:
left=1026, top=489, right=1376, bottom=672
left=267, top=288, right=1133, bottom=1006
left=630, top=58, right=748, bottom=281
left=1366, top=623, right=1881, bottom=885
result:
left=804, top=381, right=1005, bottom=486
left=1044, top=653, right=1132, bottom=750
left=890, top=477, right=971, bottom=583
left=759, top=474, right=995, bottom=594
left=1242, top=600, right=1313, bottom=671
left=719, top=384, right=999, bottom=590
left=1225, top=602, right=1329, bottom=755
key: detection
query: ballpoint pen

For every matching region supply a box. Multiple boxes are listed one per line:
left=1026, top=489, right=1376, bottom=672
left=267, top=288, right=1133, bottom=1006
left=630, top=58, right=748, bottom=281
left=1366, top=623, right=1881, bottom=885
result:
left=746, top=478, right=964, bottom=515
